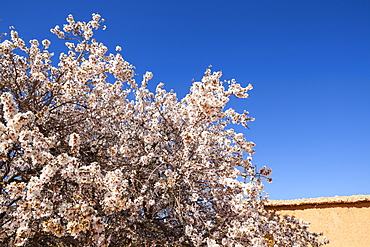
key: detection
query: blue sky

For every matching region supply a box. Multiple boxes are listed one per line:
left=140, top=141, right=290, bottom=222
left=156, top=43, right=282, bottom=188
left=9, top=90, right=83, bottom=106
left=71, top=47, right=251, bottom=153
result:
left=1, top=0, right=369, bottom=200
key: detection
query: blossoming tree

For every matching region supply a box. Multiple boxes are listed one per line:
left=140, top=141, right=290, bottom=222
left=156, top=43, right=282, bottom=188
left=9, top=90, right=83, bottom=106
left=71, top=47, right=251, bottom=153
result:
left=0, top=14, right=328, bottom=246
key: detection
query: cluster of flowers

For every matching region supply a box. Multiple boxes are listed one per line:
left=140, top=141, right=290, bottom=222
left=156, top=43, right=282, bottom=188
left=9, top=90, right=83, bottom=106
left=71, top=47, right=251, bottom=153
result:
left=0, top=14, right=328, bottom=246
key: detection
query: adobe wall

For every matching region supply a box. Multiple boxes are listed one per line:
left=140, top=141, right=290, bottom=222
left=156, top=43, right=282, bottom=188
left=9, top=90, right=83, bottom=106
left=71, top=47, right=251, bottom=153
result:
left=265, top=195, right=370, bottom=247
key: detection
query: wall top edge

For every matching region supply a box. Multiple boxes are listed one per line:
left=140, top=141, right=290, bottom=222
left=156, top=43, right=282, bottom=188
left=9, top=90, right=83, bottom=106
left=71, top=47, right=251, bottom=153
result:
left=265, top=195, right=370, bottom=207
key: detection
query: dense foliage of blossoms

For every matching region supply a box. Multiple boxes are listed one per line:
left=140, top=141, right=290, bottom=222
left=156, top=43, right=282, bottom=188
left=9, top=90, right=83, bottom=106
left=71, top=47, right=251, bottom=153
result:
left=0, top=14, right=328, bottom=246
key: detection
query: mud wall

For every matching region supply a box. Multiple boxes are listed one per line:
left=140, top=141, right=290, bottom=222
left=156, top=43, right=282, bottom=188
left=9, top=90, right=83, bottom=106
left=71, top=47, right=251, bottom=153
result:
left=265, top=195, right=370, bottom=247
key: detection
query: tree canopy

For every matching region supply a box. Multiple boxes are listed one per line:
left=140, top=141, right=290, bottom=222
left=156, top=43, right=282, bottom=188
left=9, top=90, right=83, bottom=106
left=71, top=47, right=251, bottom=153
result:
left=0, top=14, right=328, bottom=246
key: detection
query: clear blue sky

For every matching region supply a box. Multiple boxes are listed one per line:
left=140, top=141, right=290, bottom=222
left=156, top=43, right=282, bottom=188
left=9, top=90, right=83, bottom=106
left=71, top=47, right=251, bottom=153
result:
left=1, top=0, right=369, bottom=200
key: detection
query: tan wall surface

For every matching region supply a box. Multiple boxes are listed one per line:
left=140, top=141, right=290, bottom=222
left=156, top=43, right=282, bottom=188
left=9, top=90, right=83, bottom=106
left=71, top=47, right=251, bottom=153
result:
left=265, top=196, right=370, bottom=247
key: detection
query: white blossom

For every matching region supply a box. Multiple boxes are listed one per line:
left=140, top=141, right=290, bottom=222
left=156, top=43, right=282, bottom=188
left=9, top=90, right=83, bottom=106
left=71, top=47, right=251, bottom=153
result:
left=0, top=14, right=328, bottom=247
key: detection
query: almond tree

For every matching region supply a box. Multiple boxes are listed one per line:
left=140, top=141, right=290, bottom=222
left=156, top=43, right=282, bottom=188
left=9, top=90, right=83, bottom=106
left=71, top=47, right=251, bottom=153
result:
left=0, top=14, right=328, bottom=246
